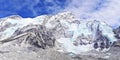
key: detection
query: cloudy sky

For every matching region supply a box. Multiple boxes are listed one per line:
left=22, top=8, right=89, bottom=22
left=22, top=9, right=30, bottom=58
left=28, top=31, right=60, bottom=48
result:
left=0, top=0, right=120, bottom=28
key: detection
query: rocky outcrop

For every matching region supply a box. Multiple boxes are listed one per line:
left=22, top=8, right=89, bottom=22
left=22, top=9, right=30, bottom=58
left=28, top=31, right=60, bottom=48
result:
left=113, top=26, right=120, bottom=39
left=0, top=25, right=56, bottom=49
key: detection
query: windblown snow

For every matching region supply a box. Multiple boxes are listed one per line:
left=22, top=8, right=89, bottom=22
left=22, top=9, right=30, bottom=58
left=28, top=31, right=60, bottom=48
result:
left=0, top=12, right=117, bottom=54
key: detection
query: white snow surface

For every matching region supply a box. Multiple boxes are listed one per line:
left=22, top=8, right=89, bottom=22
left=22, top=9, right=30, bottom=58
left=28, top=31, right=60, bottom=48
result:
left=0, top=12, right=117, bottom=54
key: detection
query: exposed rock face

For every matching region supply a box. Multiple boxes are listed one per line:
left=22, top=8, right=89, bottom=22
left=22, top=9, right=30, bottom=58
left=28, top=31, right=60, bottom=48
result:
left=0, top=25, right=55, bottom=49
left=112, top=26, right=120, bottom=47
left=113, top=26, right=120, bottom=39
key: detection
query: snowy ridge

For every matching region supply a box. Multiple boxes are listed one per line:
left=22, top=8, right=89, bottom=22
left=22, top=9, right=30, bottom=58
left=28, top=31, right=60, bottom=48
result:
left=0, top=12, right=117, bottom=54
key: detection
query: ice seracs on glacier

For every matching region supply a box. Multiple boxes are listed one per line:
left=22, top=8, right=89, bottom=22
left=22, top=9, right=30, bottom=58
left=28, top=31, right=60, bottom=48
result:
left=0, top=12, right=117, bottom=54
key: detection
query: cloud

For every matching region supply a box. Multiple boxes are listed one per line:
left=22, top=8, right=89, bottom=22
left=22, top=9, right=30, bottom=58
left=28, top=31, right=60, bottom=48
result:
left=62, top=0, right=120, bottom=27
left=0, top=0, right=68, bottom=18
left=27, top=0, right=69, bottom=17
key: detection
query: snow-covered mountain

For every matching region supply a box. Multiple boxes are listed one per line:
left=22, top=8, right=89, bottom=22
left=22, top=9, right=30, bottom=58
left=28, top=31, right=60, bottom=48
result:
left=0, top=12, right=117, bottom=54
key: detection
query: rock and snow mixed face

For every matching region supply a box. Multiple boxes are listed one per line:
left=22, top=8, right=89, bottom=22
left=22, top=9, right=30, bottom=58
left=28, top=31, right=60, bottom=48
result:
left=0, top=12, right=117, bottom=54
left=56, top=20, right=117, bottom=54
left=114, top=26, right=120, bottom=39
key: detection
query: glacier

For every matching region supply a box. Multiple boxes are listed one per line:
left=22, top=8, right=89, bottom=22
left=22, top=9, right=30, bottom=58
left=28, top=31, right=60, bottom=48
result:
left=0, top=12, right=117, bottom=54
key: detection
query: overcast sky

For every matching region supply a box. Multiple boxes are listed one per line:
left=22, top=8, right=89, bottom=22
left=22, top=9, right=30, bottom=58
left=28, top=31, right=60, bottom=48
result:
left=0, top=0, right=120, bottom=28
